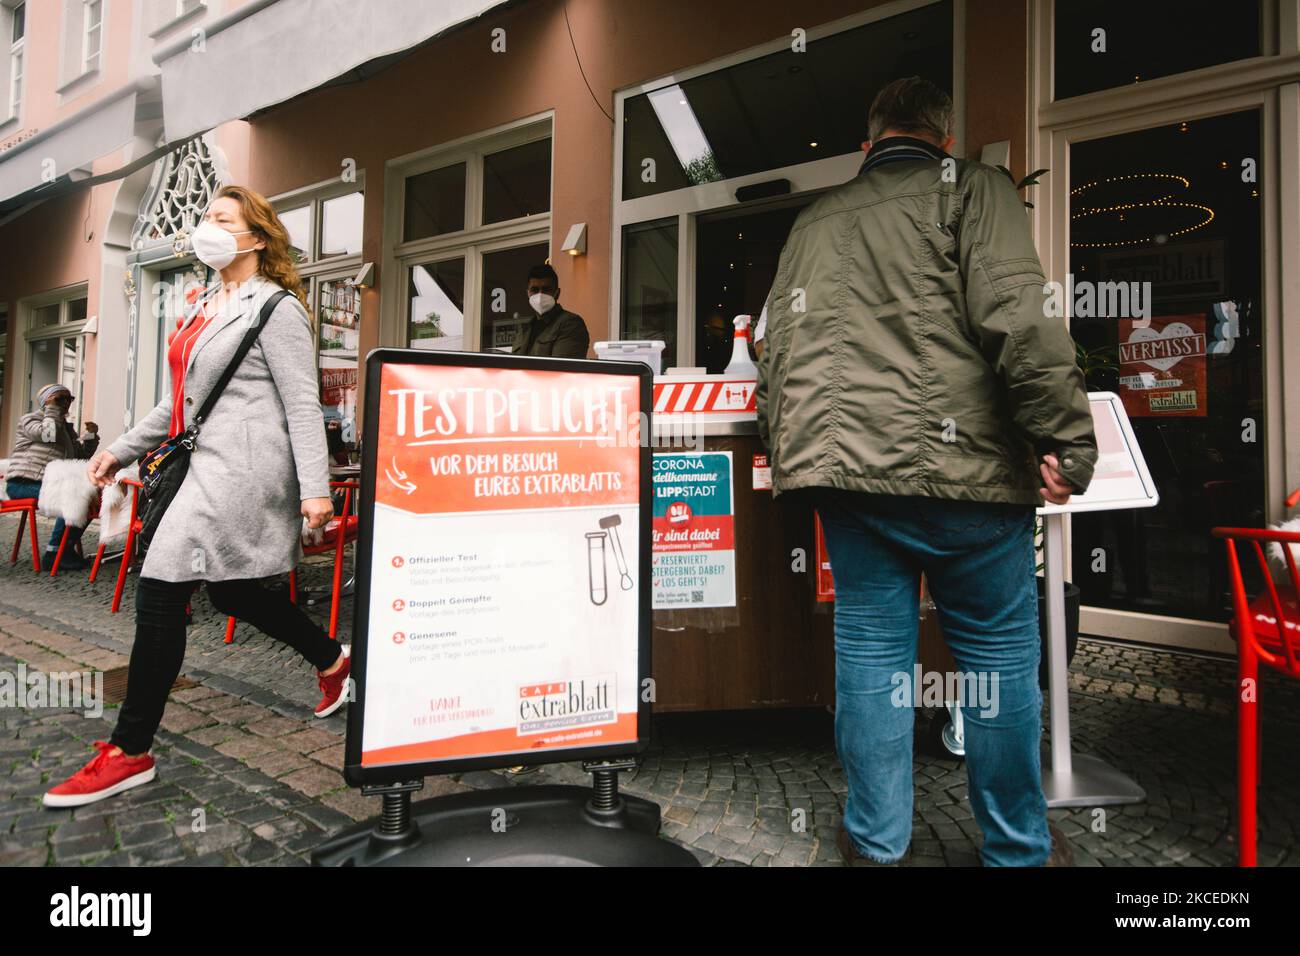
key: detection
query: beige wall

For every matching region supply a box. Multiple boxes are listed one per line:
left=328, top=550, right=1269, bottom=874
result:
left=241, top=0, right=1029, bottom=426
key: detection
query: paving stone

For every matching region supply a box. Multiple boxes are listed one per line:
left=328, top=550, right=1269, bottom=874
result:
left=215, top=735, right=280, bottom=760
left=246, top=749, right=313, bottom=778
left=319, top=789, right=380, bottom=822
left=278, top=765, right=345, bottom=798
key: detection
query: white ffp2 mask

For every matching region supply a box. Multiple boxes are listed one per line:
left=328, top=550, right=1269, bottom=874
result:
left=529, top=293, right=557, bottom=315
left=191, top=221, right=255, bottom=271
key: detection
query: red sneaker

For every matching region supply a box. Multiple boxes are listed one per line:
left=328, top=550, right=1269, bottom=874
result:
left=315, top=646, right=352, bottom=718
left=43, top=741, right=156, bottom=808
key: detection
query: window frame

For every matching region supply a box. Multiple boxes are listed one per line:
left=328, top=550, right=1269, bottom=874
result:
left=608, top=0, right=966, bottom=358
left=81, top=0, right=102, bottom=75
left=5, top=0, right=24, bottom=123
left=382, top=113, right=554, bottom=353
left=17, top=286, right=92, bottom=431
left=271, top=173, right=367, bottom=275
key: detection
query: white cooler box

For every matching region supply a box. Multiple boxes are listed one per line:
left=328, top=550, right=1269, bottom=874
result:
left=594, top=340, right=666, bottom=375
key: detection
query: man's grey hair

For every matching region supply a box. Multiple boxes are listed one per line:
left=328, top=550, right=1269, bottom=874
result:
left=867, top=76, right=954, bottom=143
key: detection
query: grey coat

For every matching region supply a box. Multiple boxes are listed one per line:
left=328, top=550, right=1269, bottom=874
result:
left=107, top=275, right=330, bottom=582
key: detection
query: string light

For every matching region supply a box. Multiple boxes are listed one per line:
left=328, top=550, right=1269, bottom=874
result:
left=1070, top=172, right=1214, bottom=248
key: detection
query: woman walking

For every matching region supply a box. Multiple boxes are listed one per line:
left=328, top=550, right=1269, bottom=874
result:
left=44, top=186, right=351, bottom=808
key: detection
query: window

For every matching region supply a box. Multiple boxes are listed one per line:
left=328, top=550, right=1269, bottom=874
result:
left=272, top=180, right=366, bottom=454
left=1053, top=1, right=1263, bottom=100
left=407, top=257, right=465, bottom=350
left=613, top=2, right=957, bottom=363
left=480, top=242, right=548, bottom=351
left=23, top=290, right=91, bottom=431
left=482, top=139, right=551, bottom=225
left=321, top=192, right=364, bottom=258
left=389, top=121, right=553, bottom=353
left=620, top=1, right=953, bottom=201
left=621, top=220, right=678, bottom=366
left=272, top=186, right=364, bottom=267
left=318, top=277, right=362, bottom=462
left=404, top=163, right=466, bottom=241
left=7, top=2, right=24, bottom=119
left=82, top=0, right=101, bottom=74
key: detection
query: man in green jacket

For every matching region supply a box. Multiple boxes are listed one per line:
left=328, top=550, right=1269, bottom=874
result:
left=757, top=77, right=1097, bottom=867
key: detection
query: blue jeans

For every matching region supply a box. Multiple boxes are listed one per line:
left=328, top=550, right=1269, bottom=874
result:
left=816, top=488, right=1050, bottom=867
left=5, top=478, right=84, bottom=551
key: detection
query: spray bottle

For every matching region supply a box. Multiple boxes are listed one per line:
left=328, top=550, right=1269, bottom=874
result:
left=724, top=314, right=758, bottom=378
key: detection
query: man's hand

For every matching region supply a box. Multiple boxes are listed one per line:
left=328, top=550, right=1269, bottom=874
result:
left=87, top=450, right=122, bottom=488
left=1039, top=453, right=1074, bottom=506
left=302, top=496, right=334, bottom=531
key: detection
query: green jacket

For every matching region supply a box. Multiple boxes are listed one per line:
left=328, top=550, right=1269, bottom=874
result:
left=756, top=149, right=1097, bottom=506
left=512, top=306, right=590, bottom=359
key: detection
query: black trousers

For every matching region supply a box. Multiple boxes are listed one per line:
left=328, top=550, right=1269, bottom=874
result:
left=109, top=576, right=340, bottom=756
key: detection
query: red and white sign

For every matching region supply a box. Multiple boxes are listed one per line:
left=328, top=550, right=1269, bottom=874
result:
left=652, top=377, right=756, bottom=414
left=360, top=363, right=642, bottom=768
left=1118, top=314, right=1207, bottom=418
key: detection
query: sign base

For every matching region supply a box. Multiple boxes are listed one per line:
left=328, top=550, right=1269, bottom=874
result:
left=310, top=785, right=699, bottom=867
left=1042, top=753, right=1147, bottom=808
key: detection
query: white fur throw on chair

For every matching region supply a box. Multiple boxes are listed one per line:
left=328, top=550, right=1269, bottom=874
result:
left=1267, top=517, right=1300, bottom=587
left=0, top=458, right=9, bottom=500
left=37, top=459, right=100, bottom=528
left=96, top=464, right=140, bottom=550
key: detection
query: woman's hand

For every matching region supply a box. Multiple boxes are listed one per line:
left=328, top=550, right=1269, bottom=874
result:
left=302, top=496, right=334, bottom=531
left=87, top=450, right=122, bottom=488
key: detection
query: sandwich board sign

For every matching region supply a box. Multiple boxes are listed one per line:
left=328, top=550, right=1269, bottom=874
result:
left=344, top=349, right=652, bottom=786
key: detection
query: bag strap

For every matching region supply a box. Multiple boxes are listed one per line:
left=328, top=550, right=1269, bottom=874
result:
left=188, top=289, right=291, bottom=439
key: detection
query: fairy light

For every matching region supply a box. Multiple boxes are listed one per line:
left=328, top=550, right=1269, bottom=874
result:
left=1070, top=172, right=1214, bottom=248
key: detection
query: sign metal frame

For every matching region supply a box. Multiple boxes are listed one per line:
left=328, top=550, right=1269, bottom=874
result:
left=343, top=348, right=654, bottom=787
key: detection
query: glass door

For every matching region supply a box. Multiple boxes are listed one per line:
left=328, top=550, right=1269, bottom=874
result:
left=693, top=198, right=813, bottom=373
left=1063, top=109, right=1265, bottom=641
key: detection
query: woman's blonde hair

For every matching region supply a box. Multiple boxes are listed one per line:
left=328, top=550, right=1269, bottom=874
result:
left=213, top=185, right=308, bottom=308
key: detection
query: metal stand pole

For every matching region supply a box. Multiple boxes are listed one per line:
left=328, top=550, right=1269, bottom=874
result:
left=361, top=779, right=424, bottom=849
left=582, top=758, right=637, bottom=827
left=1040, top=512, right=1145, bottom=807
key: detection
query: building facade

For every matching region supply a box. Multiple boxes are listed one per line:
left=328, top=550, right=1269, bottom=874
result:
left=2, top=0, right=1298, bottom=653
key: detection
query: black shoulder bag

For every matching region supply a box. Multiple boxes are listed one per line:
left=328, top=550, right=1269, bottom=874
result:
left=136, top=290, right=290, bottom=551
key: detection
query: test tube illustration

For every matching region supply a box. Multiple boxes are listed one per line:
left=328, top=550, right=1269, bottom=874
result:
left=599, top=514, right=634, bottom=590
left=585, top=531, right=609, bottom=606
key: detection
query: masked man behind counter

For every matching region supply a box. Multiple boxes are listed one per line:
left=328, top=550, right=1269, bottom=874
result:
left=512, top=263, right=591, bottom=359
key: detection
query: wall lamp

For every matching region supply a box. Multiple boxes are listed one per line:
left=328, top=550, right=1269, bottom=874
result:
left=561, top=222, right=588, bottom=257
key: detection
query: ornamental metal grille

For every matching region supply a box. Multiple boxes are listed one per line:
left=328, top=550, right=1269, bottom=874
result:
left=131, top=136, right=220, bottom=251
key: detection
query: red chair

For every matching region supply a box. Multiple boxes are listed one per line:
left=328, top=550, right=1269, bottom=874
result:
left=3, top=497, right=42, bottom=572
left=1211, top=486, right=1300, bottom=867
left=48, top=493, right=99, bottom=577
left=225, top=480, right=358, bottom=644
left=92, top=478, right=143, bottom=613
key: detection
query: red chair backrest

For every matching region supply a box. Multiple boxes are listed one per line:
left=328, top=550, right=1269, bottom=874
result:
left=1213, top=524, right=1300, bottom=677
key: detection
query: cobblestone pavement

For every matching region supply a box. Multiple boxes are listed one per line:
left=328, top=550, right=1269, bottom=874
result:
left=1, top=519, right=1298, bottom=867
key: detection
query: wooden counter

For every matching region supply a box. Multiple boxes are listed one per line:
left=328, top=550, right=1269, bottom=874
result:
left=650, top=431, right=837, bottom=712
